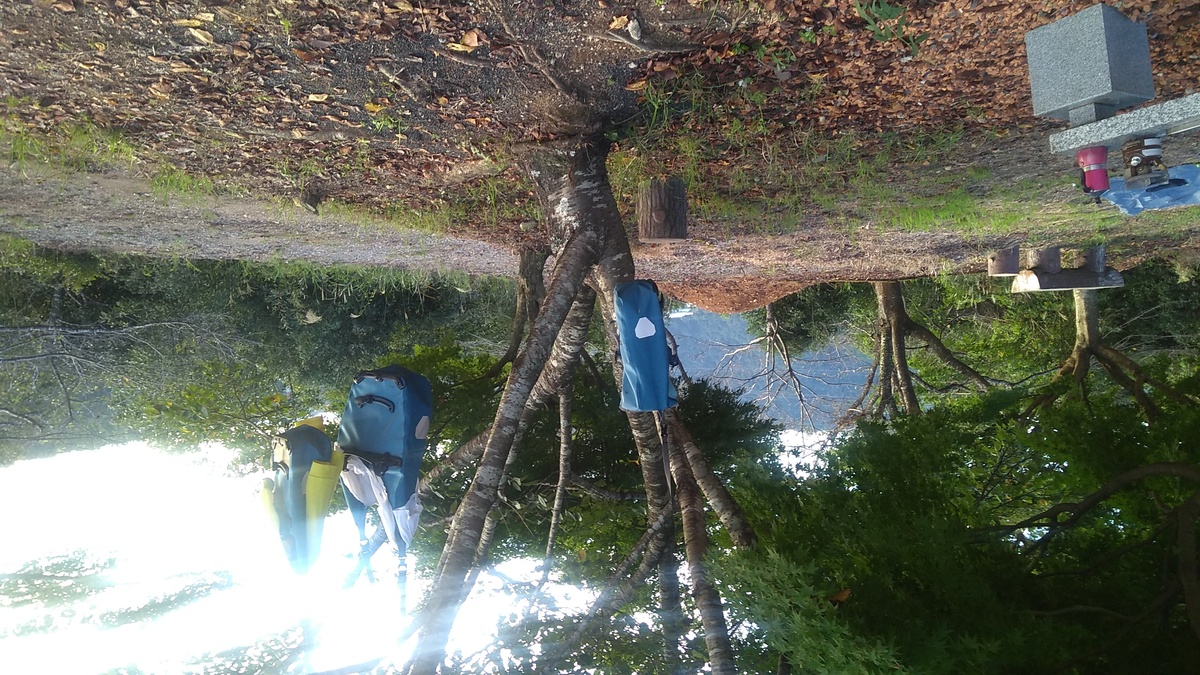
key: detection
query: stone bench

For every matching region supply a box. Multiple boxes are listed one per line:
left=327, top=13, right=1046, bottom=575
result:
left=987, top=245, right=1125, bottom=293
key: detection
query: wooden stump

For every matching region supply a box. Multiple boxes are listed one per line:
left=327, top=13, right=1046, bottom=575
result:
left=1026, top=246, right=1062, bottom=274
left=637, top=177, right=688, bottom=243
left=1080, top=245, right=1107, bottom=274
left=987, top=245, right=1020, bottom=276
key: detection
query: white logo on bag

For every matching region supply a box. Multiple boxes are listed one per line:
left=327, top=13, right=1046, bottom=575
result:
left=634, top=317, right=656, bottom=339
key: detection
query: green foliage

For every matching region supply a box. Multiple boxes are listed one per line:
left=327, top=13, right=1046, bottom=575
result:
left=0, top=241, right=519, bottom=466
left=723, top=386, right=1200, bottom=673
left=716, top=549, right=905, bottom=674
left=0, top=236, right=105, bottom=295
left=854, top=0, right=929, bottom=57
left=126, top=360, right=315, bottom=466
left=898, top=274, right=1074, bottom=385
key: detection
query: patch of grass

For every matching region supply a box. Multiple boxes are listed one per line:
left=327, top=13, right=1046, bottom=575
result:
left=1, top=118, right=137, bottom=176
left=1, top=122, right=48, bottom=176
left=151, top=164, right=217, bottom=204
left=461, top=174, right=539, bottom=228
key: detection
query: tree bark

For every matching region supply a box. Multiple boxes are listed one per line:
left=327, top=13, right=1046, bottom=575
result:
left=665, top=409, right=757, bottom=548
left=876, top=282, right=920, bottom=414
left=541, top=384, right=574, bottom=586
left=482, top=247, right=549, bottom=379
left=1177, top=492, right=1200, bottom=642
left=407, top=145, right=611, bottom=674
left=669, top=437, right=736, bottom=675
left=637, top=177, right=688, bottom=243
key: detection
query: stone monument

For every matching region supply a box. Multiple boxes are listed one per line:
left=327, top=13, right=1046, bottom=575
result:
left=1024, top=3, right=1200, bottom=184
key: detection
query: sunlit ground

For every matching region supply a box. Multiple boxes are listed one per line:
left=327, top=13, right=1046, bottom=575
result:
left=0, top=443, right=593, bottom=674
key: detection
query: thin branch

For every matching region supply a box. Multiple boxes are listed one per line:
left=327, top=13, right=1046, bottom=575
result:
left=539, top=505, right=676, bottom=674
left=541, top=385, right=574, bottom=587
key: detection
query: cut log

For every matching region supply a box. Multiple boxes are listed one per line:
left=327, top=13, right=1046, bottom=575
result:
left=1012, top=267, right=1124, bottom=292
left=637, top=177, right=688, bottom=243
left=1080, top=245, right=1107, bottom=274
left=987, top=245, right=1020, bottom=276
left=1026, top=246, right=1062, bottom=274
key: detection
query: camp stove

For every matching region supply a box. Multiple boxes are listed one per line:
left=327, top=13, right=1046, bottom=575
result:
left=1120, top=137, right=1170, bottom=190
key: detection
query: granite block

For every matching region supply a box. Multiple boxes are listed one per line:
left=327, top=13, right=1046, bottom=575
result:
left=1025, top=3, right=1154, bottom=120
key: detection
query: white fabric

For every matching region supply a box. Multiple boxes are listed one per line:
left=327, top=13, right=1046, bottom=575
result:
left=634, top=316, right=656, bottom=339
left=394, top=493, right=423, bottom=546
left=341, top=455, right=422, bottom=551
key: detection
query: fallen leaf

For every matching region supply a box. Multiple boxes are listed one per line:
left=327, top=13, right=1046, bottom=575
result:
left=149, top=81, right=173, bottom=98
left=364, top=102, right=385, bottom=113
left=446, top=41, right=477, bottom=53
left=52, top=2, right=75, bottom=13
left=625, top=78, right=648, bottom=91
left=609, top=15, right=629, bottom=31
left=307, top=93, right=329, bottom=102
left=187, top=28, right=214, bottom=45
left=172, top=19, right=204, bottom=27
left=195, top=12, right=215, bottom=22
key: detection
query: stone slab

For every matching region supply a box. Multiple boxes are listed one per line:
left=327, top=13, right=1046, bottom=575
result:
left=1025, top=3, right=1154, bottom=120
left=1012, top=267, right=1125, bottom=293
left=1049, top=93, right=1200, bottom=154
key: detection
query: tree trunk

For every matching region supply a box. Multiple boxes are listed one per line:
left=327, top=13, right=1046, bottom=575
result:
left=1073, top=289, right=1100, bottom=351
left=637, top=177, right=688, bottom=243
left=669, top=438, right=737, bottom=675
left=483, top=247, right=549, bottom=379
left=527, top=286, right=595, bottom=408
left=408, top=146, right=611, bottom=674
left=876, top=282, right=919, bottom=414
left=665, top=409, right=757, bottom=548
left=1177, top=492, right=1200, bottom=642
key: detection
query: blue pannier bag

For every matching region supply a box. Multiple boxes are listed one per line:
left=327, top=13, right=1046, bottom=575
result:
left=337, top=365, right=432, bottom=552
left=615, top=280, right=677, bottom=412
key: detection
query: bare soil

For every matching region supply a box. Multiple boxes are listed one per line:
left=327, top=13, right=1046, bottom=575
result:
left=2, top=0, right=1200, bottom=311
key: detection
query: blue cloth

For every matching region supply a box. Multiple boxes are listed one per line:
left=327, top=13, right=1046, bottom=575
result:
left=1101, top=164, right=1200, bottom=215
left=615, top=280, right=677, bottom=412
